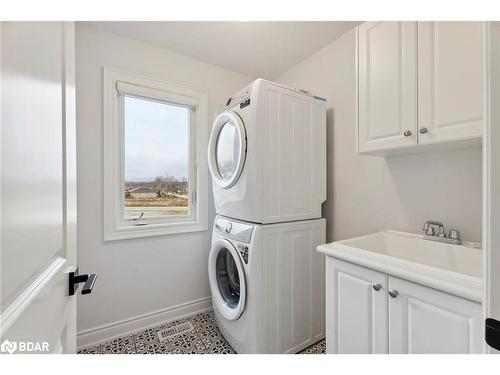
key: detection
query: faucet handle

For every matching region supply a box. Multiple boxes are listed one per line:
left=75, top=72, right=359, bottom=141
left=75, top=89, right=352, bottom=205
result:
left=438, top=226, right=445, bottom=238
left=423, top=220, right=444, bottom=237
left=425, top=226, right=435, bottom=236
left=449, top=229, right=460, bottom=240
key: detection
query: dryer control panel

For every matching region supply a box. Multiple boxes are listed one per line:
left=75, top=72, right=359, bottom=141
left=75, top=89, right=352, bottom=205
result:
left=214, top=217, right=254, bottom=244
left=225, top=85, right=252, bottom=109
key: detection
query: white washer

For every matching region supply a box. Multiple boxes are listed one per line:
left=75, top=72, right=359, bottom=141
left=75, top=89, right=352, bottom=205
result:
left=208, top=79, right=327, bottom=224
left=208, top=215, right=326, bottom=353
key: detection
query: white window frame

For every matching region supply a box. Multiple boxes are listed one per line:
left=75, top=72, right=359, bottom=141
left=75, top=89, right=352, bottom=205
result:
left=103, top=67, right=208, bottom=241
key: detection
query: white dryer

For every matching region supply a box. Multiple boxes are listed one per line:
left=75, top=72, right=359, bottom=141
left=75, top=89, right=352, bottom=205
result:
left=208, top=79, right=327, bottom=224
left=208, top=215, right=326, bottom=353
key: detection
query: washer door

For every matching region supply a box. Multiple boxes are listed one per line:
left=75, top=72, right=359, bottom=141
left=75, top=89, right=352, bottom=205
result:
left=208, top=239, right=246, bottom=320
left=208, top=111, right=247, bottom=189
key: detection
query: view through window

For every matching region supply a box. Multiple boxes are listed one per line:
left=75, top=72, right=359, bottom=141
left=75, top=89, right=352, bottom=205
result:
left=123, top=95, right=190, bottom=220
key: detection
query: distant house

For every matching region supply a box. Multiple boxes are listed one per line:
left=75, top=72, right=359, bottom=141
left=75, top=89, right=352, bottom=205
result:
left=128, top=187, right=157, bottom=199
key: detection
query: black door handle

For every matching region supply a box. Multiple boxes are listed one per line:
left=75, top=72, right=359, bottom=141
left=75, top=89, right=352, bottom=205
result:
left=82, top=273, right=97, bottom=295
left=69, top=266, right=98, bottom=296
left=485, top=318, right=500, bottom=350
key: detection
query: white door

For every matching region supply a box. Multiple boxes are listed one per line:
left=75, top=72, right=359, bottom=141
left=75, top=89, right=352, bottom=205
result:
left=357, top=22, right=417, bottom=153
left=418, top=22, right=483, bottom=144
left=388, top=277, right=482, bottom=354
left=326, top=258, right=388, bottom=354
left=484, top=21, right=500, bottom=354
left=0, top=22, right=79, bottom=354
left=207, top=111, right=247, bottom=189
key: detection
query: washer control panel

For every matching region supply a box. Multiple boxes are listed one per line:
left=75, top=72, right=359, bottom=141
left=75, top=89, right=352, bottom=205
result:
left=214, top=217, right=254, bottom=244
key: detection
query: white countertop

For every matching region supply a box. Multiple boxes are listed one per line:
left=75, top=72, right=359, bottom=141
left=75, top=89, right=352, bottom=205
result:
left=317, top=230, right=483, bottom=303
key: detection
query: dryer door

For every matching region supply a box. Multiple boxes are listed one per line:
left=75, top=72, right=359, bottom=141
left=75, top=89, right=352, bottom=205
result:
left=208, top=111, right=247, bottom=189
left=208, top=239, right=246, bottom=320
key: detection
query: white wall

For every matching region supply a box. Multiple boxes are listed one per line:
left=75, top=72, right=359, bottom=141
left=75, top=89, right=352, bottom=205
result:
left=75, top=24, right=253, bottom=344
left=275, top=29, right=482, bottom=244
left=76, top=23, right=483, bottom=345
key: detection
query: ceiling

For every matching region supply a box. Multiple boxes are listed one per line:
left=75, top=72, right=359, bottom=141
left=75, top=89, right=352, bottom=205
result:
left=85, top=21, right=361, bottom=79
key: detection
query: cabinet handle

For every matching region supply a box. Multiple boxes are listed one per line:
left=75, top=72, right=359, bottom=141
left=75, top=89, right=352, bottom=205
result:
left=419, top=127, right=428, bottom=134
left=388, top=289, right=399, bottom=298
left=372, top=283, right=382, bottom=291
left=403, top=130, right=412, bottom=137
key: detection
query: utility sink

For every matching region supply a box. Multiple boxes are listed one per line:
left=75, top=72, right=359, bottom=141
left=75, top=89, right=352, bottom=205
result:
left=337, top=230, right=482, bottom=277
left=317, top=230, right=483, bottom=302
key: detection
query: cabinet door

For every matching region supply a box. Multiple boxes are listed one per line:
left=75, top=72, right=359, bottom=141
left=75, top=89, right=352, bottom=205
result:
left=326, top=258, right=388, bottom=353
left=358, top=22, right=417, bottom=153
left=418, top=22, right=483, bottom=144
left=388, top=277, right=483, bottom=353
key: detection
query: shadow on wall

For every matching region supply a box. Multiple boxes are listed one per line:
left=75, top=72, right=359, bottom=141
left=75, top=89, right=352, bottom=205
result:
left=385, top=147, right=482, bottom=243
left=323, top=98, right=482, bottom=244
left=322, top=107, right=335, bottom=242
left=276, top=27, right=482, bottom=245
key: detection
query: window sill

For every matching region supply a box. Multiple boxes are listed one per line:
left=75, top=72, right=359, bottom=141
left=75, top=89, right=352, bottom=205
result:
left=104, top=220, right=208, bottom=241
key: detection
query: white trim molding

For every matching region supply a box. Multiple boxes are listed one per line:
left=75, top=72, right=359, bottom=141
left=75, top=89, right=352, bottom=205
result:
left=483, top=21, right=500, bottom=354
left=102, top=67, right=209, bottom=241
left=77, top=296, right=212, bottom=349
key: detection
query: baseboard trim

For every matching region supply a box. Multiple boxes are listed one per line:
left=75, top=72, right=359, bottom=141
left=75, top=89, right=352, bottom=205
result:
left=77, top=296, right=212, bottom=349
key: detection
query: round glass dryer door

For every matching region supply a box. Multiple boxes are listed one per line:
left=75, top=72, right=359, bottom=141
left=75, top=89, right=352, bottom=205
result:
left=208, top=239, right=246, bottom=320
left=208, top=112, right=247, bottom=189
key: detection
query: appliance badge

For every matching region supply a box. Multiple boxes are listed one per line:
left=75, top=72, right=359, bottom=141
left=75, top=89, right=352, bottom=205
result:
left=240, top=98, right=251, bottom=109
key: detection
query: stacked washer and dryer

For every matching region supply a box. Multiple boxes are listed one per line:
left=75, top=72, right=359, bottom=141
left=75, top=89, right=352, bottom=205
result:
left=207, top=79, right=327, bottom=354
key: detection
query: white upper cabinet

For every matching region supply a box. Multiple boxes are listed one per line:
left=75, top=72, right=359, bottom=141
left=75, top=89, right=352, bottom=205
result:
left=358, top=22, right=417, bottom=153
left=418, top=22, right=483, bottom=145
left=357, top=21, right=484, bottom=156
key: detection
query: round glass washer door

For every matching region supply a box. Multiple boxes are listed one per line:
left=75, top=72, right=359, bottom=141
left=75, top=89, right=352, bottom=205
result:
left=208, top=112, right=247, bottom=189
left=208, top=239, right=246, bottom=321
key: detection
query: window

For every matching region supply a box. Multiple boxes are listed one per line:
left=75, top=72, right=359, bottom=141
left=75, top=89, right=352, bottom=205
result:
left=103, top=68, right=208, bottom=240
left=123, top=96, right=190, bottom=220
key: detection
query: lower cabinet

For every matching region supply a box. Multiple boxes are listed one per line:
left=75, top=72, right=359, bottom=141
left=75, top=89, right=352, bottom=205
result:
left=388, top=277, right=483, bottom=353
left=326, top=258, right=388, bottom=353
left=326, top=258, right=483, bottom=354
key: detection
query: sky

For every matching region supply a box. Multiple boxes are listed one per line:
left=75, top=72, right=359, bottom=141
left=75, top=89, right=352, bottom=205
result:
left=124, top=96, right=189, bottom=182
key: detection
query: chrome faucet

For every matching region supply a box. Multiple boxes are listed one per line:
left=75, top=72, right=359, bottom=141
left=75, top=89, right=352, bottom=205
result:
left=422, top=220, right=461, bottom=245
left=423, top=221, right=444, bottom=237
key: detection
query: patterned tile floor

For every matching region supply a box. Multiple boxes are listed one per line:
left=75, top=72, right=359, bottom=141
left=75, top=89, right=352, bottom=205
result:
left=78, top=310, right=325, bottom=354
